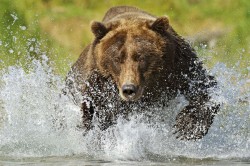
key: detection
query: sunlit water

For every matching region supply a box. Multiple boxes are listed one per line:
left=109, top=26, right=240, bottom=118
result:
left=0, top=14, right=249, bottom=166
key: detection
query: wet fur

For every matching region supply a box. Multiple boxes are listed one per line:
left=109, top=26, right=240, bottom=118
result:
left=65, top=6, right=219, bottom=140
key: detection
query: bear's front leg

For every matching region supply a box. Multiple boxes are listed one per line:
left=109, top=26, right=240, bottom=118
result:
left=174, top=103, right=219, bottom=140
left=79, top=100, right=95, bottom=131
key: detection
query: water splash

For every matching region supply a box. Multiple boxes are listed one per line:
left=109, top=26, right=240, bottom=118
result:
left=0, top=57, right=85, bottom=157
left=0, top=12, right=249, bottom=162
left=0, top=55, right=249, bottom=161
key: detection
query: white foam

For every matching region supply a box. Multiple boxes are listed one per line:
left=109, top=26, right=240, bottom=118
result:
left=0, top=56, right=249, bottom=160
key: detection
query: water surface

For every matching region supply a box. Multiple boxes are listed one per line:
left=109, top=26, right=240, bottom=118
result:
left=0, top=14, right=249, bottom=166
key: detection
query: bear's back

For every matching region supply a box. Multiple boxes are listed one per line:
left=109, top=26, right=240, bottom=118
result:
left=102, top=6, right=156, bottom=23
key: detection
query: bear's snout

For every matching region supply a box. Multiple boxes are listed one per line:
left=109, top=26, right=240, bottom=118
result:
left=120, top=83, right=143, bottom=101
left=122, top=84, right=138, bottom=99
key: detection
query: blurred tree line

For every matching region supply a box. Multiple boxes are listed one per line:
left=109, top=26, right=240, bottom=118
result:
left=0, top=0, right=249, bottom=75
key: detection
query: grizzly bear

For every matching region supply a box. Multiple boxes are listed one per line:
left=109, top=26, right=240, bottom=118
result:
left=65, top=6, right=220, bottom=140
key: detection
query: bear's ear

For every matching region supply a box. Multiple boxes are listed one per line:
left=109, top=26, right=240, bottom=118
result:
left=91, top=21, right=109, bottom=39
left=150, top=16, right=169, bottom=34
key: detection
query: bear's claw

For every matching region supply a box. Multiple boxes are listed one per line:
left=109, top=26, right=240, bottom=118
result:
left=173, top=104, right=219, bottom=140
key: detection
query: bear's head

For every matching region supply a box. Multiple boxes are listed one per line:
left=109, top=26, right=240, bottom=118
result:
left=91, top=17, right=175, bottom=101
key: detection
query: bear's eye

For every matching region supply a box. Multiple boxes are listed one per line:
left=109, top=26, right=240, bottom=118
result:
left=138, top=56, right=147, bottom=69
left=113, top=57, right=120, bottom=63
left=138, top=56, right=146, bottom=63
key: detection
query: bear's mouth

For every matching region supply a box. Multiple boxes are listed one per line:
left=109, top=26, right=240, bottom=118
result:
left=119, top=84, right=144, bottom=101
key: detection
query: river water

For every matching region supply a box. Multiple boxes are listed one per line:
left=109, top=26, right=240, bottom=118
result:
left=0, top=53, right=249, bottom=165
left=0, top=15, right=250, bottom=166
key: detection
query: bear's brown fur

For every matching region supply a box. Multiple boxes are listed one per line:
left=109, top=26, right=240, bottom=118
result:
left=65, top=6, right=220, bottom=140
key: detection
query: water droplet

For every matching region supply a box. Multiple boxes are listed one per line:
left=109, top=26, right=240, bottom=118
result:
left=108, top=103, right=113, bottom=108
left=19, top=26, right=27, bottom=30
left=10, top=13, right=18, bottom=25
left=9, top=49, right=14, bottom=54
left=29, top=46, right=34, bottom=52
left=13, top=36, right=17, bottom=42
left=10, top=13, right=18, bottom=20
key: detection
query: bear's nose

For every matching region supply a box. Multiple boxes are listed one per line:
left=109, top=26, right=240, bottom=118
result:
left=122, top=84, right=138, bottom=99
